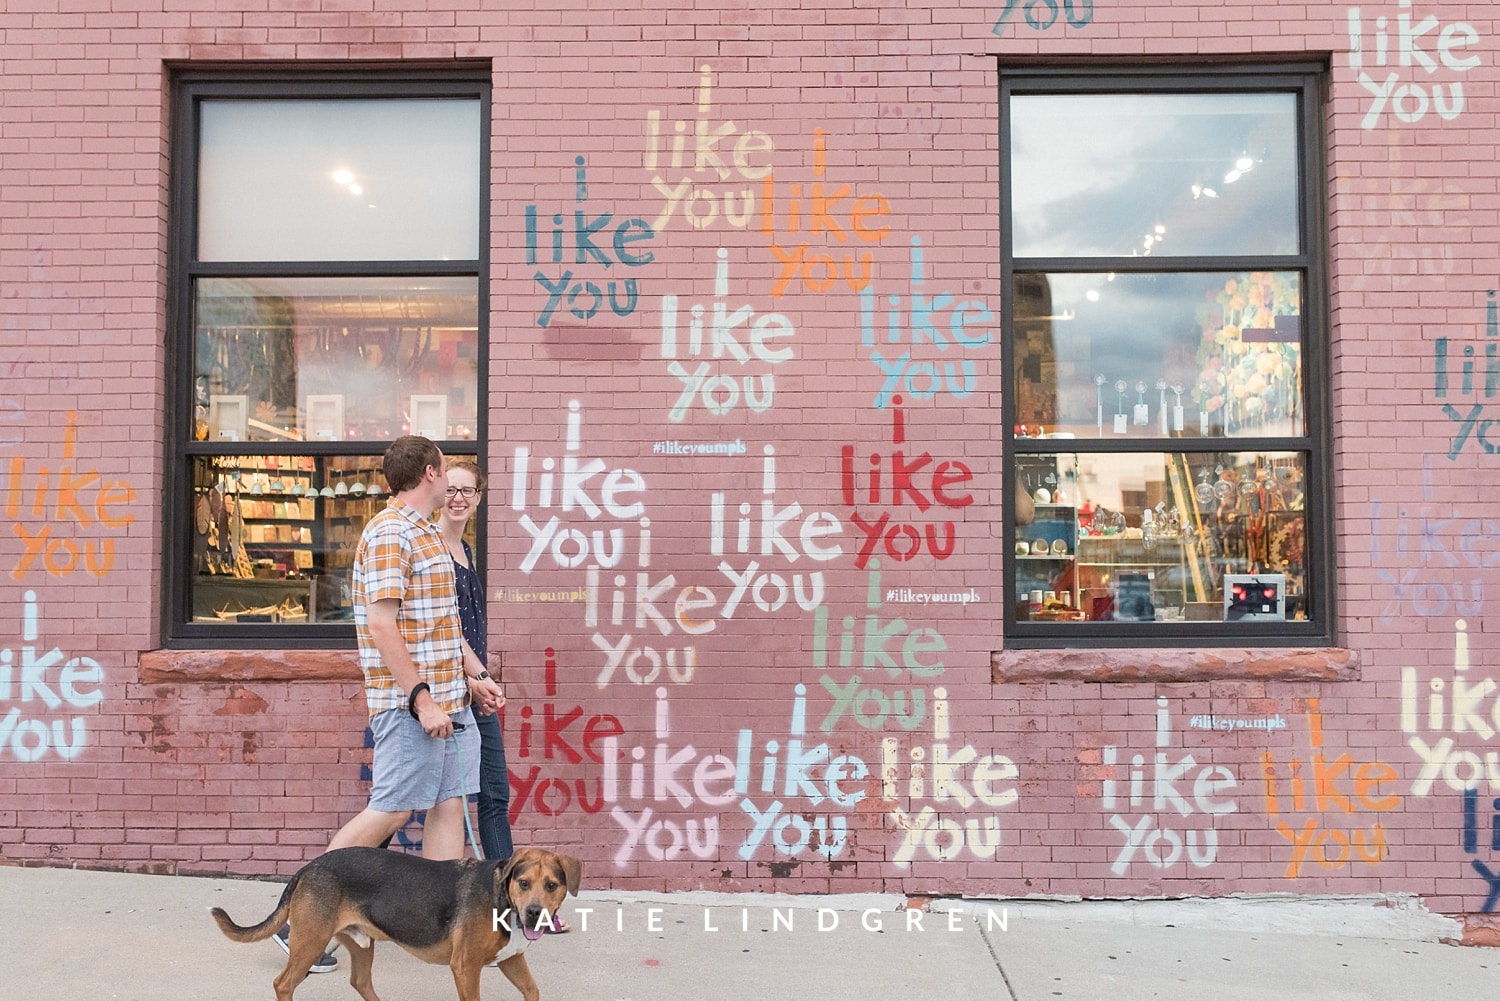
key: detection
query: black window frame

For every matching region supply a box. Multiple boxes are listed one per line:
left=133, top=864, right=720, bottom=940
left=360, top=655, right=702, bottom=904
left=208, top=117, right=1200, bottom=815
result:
left=164, top=64, right=492, bottom=649
left=1000, top=62, right=1334, bottom=649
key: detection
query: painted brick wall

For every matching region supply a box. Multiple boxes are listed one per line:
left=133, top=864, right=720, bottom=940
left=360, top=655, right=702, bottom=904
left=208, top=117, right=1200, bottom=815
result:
left=3, top=0, right=1500, bottom=930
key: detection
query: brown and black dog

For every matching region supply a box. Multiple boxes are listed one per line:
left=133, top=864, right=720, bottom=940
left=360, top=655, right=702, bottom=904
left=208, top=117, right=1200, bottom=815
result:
left=211, top=846, right=581, bottom=1001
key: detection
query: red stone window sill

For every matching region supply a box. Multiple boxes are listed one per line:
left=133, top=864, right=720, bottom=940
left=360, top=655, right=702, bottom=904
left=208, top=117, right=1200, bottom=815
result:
left=138, top=649, right=361, bottom=683
left=991, top=647, right=1360, bottom=684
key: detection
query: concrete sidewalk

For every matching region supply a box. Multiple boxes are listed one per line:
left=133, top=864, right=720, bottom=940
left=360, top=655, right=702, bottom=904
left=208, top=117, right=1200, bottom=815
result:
left=3, top=864, right=1497, bottom=1001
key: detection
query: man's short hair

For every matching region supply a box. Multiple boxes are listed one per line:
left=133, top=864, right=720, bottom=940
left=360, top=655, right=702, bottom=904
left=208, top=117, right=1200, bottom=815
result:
left=381, top=435, right=442, bottom=494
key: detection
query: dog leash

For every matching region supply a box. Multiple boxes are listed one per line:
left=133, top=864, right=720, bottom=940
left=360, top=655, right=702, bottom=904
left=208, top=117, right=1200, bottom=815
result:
left=464, top=797, right=483, bottom=860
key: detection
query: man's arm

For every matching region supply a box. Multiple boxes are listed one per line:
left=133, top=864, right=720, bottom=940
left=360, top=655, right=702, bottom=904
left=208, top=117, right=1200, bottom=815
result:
left=366, top=597, right=452, bottom=738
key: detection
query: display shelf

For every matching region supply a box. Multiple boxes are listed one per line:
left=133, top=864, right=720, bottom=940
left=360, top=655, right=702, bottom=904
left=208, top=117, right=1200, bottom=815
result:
left=1016, top=500, right=1080, bottom=619
left=188, top=452, right=399, bottom=624
left=192, top=576, right=315, bottom=622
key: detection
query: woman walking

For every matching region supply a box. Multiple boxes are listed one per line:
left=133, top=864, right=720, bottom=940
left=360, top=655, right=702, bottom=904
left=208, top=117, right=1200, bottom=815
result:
left=437, top=460, right=514, bottom=861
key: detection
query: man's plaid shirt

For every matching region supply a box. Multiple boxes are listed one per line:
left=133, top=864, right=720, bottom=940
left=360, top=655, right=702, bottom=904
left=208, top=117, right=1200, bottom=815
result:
left=352, top=498, right=468, bottom=717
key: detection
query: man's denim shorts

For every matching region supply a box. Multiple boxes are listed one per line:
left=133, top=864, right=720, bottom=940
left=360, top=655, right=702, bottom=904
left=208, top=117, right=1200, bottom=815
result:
left=368, top=705, right=478, bottom=812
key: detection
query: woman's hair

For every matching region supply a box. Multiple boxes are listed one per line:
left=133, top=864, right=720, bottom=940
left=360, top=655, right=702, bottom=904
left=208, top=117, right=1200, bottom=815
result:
left=381, top=435, right=443, bottom=493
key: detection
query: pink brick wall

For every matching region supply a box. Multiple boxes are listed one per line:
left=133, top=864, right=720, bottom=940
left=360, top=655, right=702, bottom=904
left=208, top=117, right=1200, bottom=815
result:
left=3, top=0, right=1500, bottom=924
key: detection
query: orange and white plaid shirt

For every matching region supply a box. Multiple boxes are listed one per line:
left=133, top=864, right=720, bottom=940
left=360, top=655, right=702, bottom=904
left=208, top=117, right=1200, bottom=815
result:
left=352, top=498, right=468, bottom=717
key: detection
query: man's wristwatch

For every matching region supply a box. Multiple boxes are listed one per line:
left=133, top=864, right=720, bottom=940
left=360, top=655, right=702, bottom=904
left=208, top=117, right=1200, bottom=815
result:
left=407, top=682, right=431, bottom=720
left=470, top=670, right=489, bottom=681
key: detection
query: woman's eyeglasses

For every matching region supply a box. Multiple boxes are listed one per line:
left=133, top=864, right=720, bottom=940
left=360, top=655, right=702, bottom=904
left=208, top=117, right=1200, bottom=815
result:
left=444, top=486, right=479, bottom=498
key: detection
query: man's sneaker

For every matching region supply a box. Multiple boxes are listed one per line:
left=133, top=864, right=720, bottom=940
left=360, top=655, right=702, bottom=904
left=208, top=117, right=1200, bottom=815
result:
left=272, top=923, right=339, bottom=973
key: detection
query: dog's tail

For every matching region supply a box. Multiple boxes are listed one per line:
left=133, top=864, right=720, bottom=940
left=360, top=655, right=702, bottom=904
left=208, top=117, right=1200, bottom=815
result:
left=209, top=874, right=298, bottom=943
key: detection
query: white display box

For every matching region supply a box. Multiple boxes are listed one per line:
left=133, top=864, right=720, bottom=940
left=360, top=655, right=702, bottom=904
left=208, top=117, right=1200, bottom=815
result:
left=208, top=394, right=248, bottom=442
left=304, top=394, right=346, bottom=441
left=409, top=395, right=448, bottom=439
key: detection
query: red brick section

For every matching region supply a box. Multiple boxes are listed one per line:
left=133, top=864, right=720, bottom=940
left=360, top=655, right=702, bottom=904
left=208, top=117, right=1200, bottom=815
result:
left=1461, top=914, right=1500, bottom=947
left=992, top=648, right=1362, bottom=684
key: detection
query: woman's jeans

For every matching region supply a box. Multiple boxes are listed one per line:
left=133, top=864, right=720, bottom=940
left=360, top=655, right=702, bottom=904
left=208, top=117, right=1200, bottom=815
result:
left=473, top=710, right=514, bottom=861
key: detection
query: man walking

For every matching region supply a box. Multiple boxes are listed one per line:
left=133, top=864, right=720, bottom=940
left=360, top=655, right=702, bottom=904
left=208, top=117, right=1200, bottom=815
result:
left=275, top=435, right=501, bottom=969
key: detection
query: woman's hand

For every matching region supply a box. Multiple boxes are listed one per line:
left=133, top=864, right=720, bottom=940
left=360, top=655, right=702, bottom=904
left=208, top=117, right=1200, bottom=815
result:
left=468, top=674, right=504, bottom=715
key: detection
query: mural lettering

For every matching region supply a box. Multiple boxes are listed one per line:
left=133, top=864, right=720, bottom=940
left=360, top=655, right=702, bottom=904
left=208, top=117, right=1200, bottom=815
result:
left=596, top=683, right=1019, bottom=867
left=1349, top=3, right=1481, bottom=129
left=601, top=685, right=857, bottom=864
left=814, top=561, right=946, bottom=733
left=511, top=400, right=649, bottom=574
left=510, top=648, right=623, bottom=821
left=1261, top=700, right=1398, bottom=878
left=0, top=394, right=22, bottom=451
left=1402, top=619, right=1500, bottom=794
left=585, top=447, right=835, bottom=688
left=1463, top=788, right=1500, bottom=911
left=863, top=239, right=991, bottom=409
left=711, top=443, right=839, bottom=608
left=994, top=0, right=1094, bottom=34
left=526, top=157, right=655, bottom=327
left=887, top=689, right=1017, bottom=865
left=841, top=395, right=973, bottom=569
left=1370, top=497, right=1489, bottom=622
left=711, top=444, right=846, bottom=570
left=1435, top=290, right=1500, bottom=460
left=761, top=130, right=889, bottom=298
left=4, top=413, right=136, bottom=580
left=662, top=250, right=794, bottom=421
left=0, top=591, right=102, bottom=762
left=645, top=65, right=774, bottom=233
left=1102, top=699, right=1238, bottom=875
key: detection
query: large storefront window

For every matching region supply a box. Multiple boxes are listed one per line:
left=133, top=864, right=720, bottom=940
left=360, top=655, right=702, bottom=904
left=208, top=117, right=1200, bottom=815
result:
left=167, top=70, right=490, bottom=646
left=1002, top=68, right=1331, bottom=646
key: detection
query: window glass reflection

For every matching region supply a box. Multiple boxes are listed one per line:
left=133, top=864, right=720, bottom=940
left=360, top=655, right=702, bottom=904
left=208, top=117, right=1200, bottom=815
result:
left=1012, top=271, right=1303, bottom=439
left=198, top=99, right=481, bottom=263
left=1010, top=93, right=1300, bottom=258
left=192, top=276, right=479, bottom=443
left=1014, top=451, right=1307, bottom=624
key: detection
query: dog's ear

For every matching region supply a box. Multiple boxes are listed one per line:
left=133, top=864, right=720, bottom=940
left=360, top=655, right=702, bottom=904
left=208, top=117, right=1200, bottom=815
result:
left=498, top=849, right=528, bottom=882
left=557, top=854, right=582, bottom=896
left=495, top=849, right=531, bottom=904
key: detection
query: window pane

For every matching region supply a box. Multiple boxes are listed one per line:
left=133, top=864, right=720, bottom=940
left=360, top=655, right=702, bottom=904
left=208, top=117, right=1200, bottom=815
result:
left=188, top=453, right=477, bottom=625
left=192, top=276, right=480, bottom=443
left=1013, top=271, right=1304, bottom=439
left=198, top=99, right=481, bottom=262
left=1015, top=451, right=1308, bottom=624
left=1010, top=93, right=1300, bottom=258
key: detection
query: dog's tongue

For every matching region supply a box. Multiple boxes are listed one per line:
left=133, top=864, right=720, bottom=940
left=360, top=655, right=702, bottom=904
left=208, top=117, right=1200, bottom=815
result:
left=522, top=924, right=546, bottom=942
